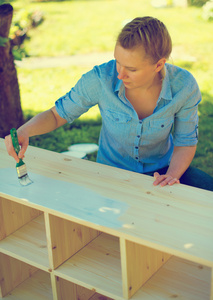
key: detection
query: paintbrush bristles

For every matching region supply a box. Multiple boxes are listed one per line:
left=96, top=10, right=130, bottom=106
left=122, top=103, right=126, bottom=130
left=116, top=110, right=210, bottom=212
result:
left=16, top=164, right=33, bottom=186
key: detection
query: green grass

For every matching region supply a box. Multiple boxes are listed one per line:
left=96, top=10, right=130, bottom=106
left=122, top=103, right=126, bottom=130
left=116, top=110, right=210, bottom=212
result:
left=9, top=0, right=213, bottom=176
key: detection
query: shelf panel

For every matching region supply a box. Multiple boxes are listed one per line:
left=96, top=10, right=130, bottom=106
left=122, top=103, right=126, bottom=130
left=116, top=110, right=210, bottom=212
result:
left=132, top=256, right=211, bottom=300
left=0, top=215, right=49, bottom=271
left=54, top=233, right=123, bottom=300
left=1, top=270, right=52, bottom=300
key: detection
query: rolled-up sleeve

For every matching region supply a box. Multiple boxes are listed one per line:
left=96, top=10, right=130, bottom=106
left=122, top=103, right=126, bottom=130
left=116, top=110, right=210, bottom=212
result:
left=173, top=80, right=201, bottom=147
left=55, top=68, right=101, bottom=123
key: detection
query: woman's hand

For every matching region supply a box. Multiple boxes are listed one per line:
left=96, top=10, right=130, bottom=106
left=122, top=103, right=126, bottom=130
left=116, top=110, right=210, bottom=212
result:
left=153, top=172, right=180, bottom=187
left=4, top=130, right=29, bottom=163
left=153, top=146, right=197, bottom=187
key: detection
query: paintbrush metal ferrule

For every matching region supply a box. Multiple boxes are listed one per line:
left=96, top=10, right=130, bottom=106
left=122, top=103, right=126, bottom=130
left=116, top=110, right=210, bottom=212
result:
left=16, top=163, right=28, bottom=179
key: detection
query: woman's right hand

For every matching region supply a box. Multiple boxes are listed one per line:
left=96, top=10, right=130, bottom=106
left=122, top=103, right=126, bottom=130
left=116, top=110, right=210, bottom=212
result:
left=4, top=130, right=29, bottom=163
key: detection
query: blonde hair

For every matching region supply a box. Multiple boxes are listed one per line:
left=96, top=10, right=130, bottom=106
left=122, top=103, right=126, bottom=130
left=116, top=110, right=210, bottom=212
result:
left=117, top=17, right=172, bottom=63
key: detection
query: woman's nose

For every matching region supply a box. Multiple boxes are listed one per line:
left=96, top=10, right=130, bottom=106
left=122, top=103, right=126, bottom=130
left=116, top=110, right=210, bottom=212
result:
left=117, top=67, right=127, bottom=80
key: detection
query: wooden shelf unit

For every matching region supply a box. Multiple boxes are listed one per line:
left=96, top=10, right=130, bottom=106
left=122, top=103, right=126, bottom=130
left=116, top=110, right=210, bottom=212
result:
left=0, top=139, right=212, bottom=300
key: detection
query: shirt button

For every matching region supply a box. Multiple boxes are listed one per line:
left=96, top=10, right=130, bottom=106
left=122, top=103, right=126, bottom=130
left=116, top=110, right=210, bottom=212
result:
left=135, top=146, right=138, bottom=149
left=137, top=135, right=140, bottom=138
left=135, top=157, right=138, bottom=160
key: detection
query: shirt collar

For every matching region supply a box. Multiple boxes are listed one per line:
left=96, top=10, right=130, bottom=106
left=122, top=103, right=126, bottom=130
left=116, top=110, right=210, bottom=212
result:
left=159, top=64, right=173, bottom=101
left=114, top=77, right=122, bottom=93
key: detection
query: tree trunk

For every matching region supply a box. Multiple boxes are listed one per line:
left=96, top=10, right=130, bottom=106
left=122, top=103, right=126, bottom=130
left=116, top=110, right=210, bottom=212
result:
left=0, top=4, right=24, bottom=138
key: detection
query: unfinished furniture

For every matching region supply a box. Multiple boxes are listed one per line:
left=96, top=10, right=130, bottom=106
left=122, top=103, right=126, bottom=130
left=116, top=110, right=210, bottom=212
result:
left=0, top=138, right=212, bottom=300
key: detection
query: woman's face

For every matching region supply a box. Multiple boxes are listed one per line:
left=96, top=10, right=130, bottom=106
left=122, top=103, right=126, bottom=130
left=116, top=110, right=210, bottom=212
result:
left=114, top=43, right=163, bottom=90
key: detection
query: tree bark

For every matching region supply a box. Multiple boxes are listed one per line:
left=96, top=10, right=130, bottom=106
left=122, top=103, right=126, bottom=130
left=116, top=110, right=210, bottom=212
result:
left=0, top=4, right=24, bottom=138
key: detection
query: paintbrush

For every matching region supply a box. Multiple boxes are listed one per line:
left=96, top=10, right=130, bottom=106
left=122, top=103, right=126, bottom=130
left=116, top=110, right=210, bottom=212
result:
left=10, top=128, right=33, bottom=186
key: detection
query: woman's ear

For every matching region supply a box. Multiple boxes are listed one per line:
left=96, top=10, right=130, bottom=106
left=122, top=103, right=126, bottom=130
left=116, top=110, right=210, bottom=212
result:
left=155, top=58, right=166, bottom=72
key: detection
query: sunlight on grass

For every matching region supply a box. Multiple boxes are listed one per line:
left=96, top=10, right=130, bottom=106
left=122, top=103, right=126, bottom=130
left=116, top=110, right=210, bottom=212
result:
left=17, top=65, right=101, bottom=119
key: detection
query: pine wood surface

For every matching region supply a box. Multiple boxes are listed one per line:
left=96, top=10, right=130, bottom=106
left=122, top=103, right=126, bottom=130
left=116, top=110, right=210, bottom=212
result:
left=0, top=138, right=213, bottom=268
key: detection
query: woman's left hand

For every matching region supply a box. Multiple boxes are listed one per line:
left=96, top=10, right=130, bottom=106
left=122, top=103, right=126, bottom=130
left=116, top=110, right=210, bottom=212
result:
left=153, top=172, right=180, bottom=187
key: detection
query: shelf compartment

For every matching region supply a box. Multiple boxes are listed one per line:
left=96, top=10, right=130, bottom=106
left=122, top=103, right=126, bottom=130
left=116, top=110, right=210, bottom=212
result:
left=0, top=215, right=49, bottom=271
left=131, top=256, right=211, bottom=300
left=1, top=268, right=52, bottom=300
left=0, top=196, right=42, bottom=241
left=120, top=239, right=171, bottom=299
left=54, top=233, right=123, bottom=300
left=45, top=214, right=101, bottom=270
left=0, top=253, right=37, bottom=298
left=55, top=277, right=114, bottom=300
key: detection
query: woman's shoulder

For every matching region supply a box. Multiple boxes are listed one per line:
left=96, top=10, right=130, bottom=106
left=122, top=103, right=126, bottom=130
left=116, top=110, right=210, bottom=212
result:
left=93, top=59, right=117, bottom=76
left=165, top=63, right=199, bottom=91
left=165, top=63, right=194, bottom=80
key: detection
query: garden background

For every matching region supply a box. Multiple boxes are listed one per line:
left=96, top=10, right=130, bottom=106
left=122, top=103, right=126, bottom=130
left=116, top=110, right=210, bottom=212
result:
left=2, top=0, right=213, bottom=176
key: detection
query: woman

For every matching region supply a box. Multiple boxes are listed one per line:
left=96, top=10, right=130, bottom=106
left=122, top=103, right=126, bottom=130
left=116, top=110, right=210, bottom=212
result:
left=5, top=17, right=213, bottom=190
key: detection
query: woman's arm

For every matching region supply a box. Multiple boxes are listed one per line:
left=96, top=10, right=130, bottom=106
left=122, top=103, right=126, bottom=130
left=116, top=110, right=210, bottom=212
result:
left=5, top=106, right=67, bottom=162
left=153, top=145, right=197, bottom=187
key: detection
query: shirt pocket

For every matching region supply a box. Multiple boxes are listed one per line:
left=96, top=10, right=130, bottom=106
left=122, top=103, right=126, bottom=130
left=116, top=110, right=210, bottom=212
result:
left=105, top=110, right=132, bottom=123
left=143, top=116, right=174, bottom=144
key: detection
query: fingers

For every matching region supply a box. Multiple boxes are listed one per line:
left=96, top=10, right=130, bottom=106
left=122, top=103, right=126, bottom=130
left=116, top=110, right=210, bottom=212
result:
left=4, top=135, right=19, bottom=163
left=4, top=133, right=29, bottom=163
left=153, top=172, right=180, bottom=187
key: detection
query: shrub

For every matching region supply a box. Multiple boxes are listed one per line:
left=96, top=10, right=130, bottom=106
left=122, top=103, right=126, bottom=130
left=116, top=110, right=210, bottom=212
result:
left=188, top=0, right=208, bottom=6
left=202, top=0, right=213, bottom=20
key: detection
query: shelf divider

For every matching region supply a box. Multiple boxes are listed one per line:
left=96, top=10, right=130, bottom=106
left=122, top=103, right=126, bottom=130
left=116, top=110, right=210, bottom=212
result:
left=120, top=238, right=171, bottom=299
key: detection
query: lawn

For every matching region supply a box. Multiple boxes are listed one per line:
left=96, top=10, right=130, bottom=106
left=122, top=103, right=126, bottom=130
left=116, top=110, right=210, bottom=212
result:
left=8, top=0, right=213, bottom=175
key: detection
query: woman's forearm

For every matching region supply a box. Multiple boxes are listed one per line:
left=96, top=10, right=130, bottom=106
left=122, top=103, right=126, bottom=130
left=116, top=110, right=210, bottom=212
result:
left=17, top=107, right=67, bottom=138
left=166, top=146, right=197, bottom=179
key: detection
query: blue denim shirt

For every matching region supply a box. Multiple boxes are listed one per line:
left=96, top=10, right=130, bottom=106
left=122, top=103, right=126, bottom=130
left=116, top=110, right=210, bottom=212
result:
left=55, top=61, right=201, bottom=173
